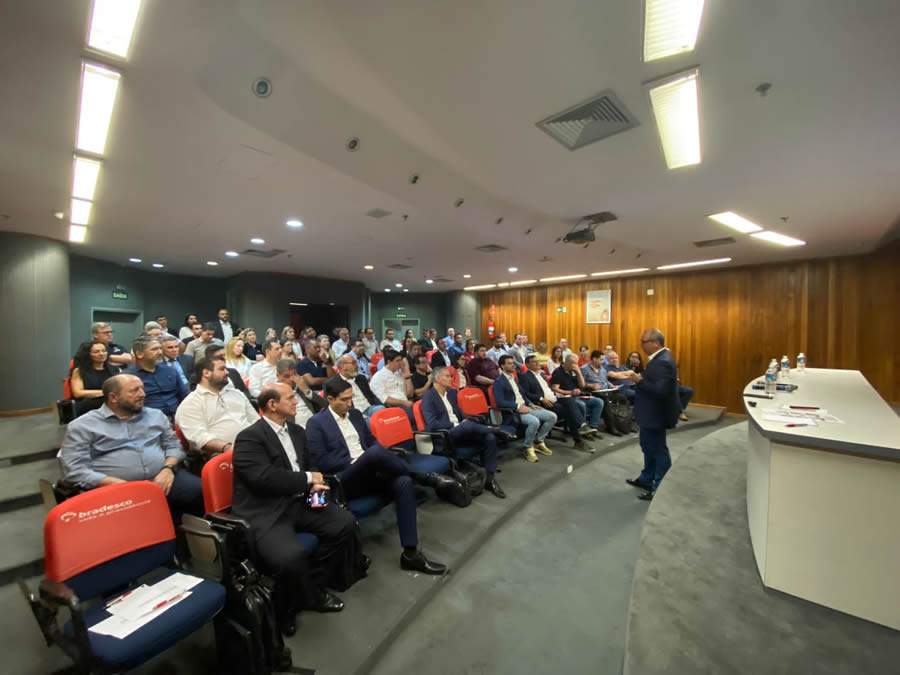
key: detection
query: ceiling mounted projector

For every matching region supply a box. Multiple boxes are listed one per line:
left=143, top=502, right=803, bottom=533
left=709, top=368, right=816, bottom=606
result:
left=557, top=212, right=618, bottom=247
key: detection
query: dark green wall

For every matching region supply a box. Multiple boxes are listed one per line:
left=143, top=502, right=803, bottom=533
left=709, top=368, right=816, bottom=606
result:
left=370, top=292, right=448, bottom=339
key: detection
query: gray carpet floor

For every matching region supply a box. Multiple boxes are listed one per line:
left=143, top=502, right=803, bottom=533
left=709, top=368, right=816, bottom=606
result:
left=624, top=422, right=900, bottom=675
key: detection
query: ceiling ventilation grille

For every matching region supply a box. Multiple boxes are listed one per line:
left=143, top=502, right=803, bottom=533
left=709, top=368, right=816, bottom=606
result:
left=366, top=208, right=392, bottom=219
left=432, top=276, right=453, bottom=283
left=388, top=263, right=414, bottom=270
left=473, top=244, right=508, bottom=253
left=240, top=248, right=286, bottom=258
left=537, top=90, right=639, bottom=150
left=693, top=237, right=736, bottom=248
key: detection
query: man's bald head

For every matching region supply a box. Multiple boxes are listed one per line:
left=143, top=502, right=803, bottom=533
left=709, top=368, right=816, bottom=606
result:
left=102, top=374, right=145, bottom=415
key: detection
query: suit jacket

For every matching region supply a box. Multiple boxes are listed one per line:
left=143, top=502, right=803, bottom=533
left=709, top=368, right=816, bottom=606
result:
left=634, top=349, right=680, bottom=430
left=493, top=374, right=527, bottom=426
left=324, top=374, right=380, bottom=408
left=430, top=349, right=453, bottom=370
left=518, top=370, right=547, bottom=407
left=213, top=319, right=239, bottom=341
left=305, top=407, right=376, bottom=474
left=232, top=417, right=315, bottom=537
left=227, top=367, right=250, bottom=396
left=422, top=387, right=464, bottom=431
left=177, top=354, right=194, bottom=381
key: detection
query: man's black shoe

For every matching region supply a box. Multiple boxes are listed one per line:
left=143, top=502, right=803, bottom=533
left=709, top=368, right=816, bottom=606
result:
left=486, top=477, right=506, bottom=499
left=637, top=490, right=654, bottom=501
left=401, top=550, right=448, bottom=575
left=626, top=478, right=653, bottom=490
left=280, top=615, right=297, bottom=637
left=573, top=439, right=587, bottom=451
left=314, top=591, right=345, bottom=613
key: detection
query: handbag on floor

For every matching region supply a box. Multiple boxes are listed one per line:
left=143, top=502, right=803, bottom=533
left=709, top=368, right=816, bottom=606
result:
left=432, top=471, right=472, bottom=507
left=606, top=395, right=635, bottom=435
left=455, top=459, right=487, bottom=497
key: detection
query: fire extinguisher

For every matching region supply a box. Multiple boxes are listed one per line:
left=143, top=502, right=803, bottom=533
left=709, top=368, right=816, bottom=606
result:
left=486, top=304, right=496, bottom=339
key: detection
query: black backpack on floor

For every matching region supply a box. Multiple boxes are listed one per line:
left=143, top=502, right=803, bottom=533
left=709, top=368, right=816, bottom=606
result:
left=606, top=395, right=635, bottom=435
left=454, top=459, right=487, bottom=497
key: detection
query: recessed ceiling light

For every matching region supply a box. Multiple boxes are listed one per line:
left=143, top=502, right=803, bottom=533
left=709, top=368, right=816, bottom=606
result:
left=364, top=264, right=374, bottom=270
left=70, top=198, right=93, bottom=225
left=751, top=231, right=806, bottom=247
left=464, top=284, right=497, bottom=291
left=643, top=0, right=705, bottom=63
left=384, top=288, right=391, bottom=293
left=68, top=225, right=87, bottom=243
left=425, top=279, right=434, bottom=284
left=207, top=261, right=218, bottom=266
left=463, top=274, right=471, bottom=279
left=648, top=67, right=701, bottom=169
left=87, top=0, right=142, bottom=59
left=508, top=267, right=518, bottom=273
left=152, top=263, right=164, bottom=268
left=72, top=156, right=102, bottom=201
left=539, top=274, right=588, bottom=282
left=76, top=62, right=121, bottom=155
left=225, top=250, right=239, bottom=257
left=54, top=211, right=65, bottom=220
left=395, top=283, right=403, bottom=288
left=708, top=211, right=763, bottom=234
left=289, top=302, right=308, bottom=307
left=403, top=289, right=409, bottom=292
left=329, top=302, right=335, bottom=306
left=657, top=257, right=731, bottom=270
left=590, top=268, right=651, bottom=276
left=128, top=257, right=141, bottom=263
left=286, top=219, right=303, bottom=228
left=510, top=279, right=537, bottom=286
left=250, top=237, right=265, bottom=245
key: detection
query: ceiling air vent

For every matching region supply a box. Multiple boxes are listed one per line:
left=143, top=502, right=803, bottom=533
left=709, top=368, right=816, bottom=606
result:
left=537, top=89, right=639, bottom=150
left=693, top=237, right=736, bottom=248
left=432, top=276, right=453, bottom=283
left=240, top=248, right=286, bottom=258
left=474, top=244, right=508, bottom=253
left=388, top=263, right=414, bottom=270
left=366, top=208, right=392, bottom=219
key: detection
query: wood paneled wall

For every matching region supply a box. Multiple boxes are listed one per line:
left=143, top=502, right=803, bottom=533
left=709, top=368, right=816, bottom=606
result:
left=479, top=242, right=899, bottom=412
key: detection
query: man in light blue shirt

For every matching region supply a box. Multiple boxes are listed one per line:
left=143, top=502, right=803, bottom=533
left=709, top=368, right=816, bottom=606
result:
left=486, top=335, right=511, bottom=363
left=349, top=340, right=371, bottom=379
left=443, top=327, right=456, bottom=349
left=159, top=335, right=190, bottom=388
left=59, top=374, right=204, bottom=519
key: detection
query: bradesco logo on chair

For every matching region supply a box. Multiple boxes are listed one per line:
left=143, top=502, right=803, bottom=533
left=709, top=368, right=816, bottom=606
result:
left=58, top=498, right=152, bottom=525
left=218, top=462, right=232, bottom=471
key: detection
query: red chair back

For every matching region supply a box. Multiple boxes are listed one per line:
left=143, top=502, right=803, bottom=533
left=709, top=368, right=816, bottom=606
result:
left=201, top=451, right=235, bottom=514
left=44, top=482, right=175, bottom=583
left=370, top=408, right=414, bottom=446
left=62, top=377, right=73, bottom=400
left=412, top=400, right=426, bottom=431
left=426, top=349, right=437, bottom=361
left=174, top=424, right=190, bottom=453
left=458, top=387, right=489, bottom=416
left=371, top=352, right=384, bottom=366
left=487, top=386, right=498, bottom=408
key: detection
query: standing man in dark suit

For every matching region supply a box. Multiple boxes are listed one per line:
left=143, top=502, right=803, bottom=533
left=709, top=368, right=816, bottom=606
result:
left=625, top=329, right=681, bottom=501
left=306, top=378, right=447, bottom=575
left=231, top=383, right=367, bottom=636
left=213, top=308, right=238, bottom=342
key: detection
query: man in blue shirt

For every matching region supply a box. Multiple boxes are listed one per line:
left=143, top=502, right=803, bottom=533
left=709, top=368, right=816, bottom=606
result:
left=298, top=339, right=330, bottom=390
left=605, top=351, right=635, bottom=401
left=58, top=373, right=203, bottom=518
left=159, top=335, right=190, bottom=388
left=349, top=340, right=371, bottom=379
left=126, top=337, right=188, bottom=418
left=448, top=333, right=465, bottom=360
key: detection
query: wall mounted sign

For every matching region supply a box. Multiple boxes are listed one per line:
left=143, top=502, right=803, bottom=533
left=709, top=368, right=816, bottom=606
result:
left=586, top=289, right=611, bottom=324
left=112, top=286, right=128, bottom=300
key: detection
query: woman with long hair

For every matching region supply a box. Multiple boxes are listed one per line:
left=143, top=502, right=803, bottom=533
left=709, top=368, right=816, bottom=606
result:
left=547, top=345, right=564, bottom=376
left=226, top=337, right=252, bottom=381
left=70, top=341, right=118, bottom=416
left=450, top=351, right=468, bottom=389
left=179, top=314, right=198, bottom=340
left=463, top=338, right=476, bottom=361
left=242, top=328, right=263, bottom=361
left=627, top=351, right=644, bottom=374
left=281, top=326, right=303, bottom=359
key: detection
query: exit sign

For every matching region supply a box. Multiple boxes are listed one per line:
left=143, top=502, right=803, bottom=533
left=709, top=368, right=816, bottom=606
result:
left=113, top=290, right=128, bottom=300
left=396, top=313, right=407, bottom=319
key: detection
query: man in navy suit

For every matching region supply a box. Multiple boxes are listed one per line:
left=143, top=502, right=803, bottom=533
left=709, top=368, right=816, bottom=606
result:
left=625, top=329, right=681, bottom=501
left=422, top=367, right=506, bottom=498
left=305, top=378, right=447, bottom=575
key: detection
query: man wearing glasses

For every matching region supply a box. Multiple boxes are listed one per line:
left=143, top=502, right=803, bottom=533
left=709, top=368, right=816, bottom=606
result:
left=90, top=322, right=133, bottom=368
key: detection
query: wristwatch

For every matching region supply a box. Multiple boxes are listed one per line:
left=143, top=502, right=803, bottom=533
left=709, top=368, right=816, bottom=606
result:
left=162, top=464, right=178, bottom=474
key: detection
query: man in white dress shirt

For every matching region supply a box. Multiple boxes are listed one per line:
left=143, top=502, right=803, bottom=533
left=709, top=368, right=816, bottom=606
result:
left=369, top=348, right=414, bottom=420
left=248, top=338, right=282, bottom=397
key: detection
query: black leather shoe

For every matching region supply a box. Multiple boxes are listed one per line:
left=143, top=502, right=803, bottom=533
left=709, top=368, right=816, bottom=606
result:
left=486, top=477, right=506, bottom=499
left=626, top=478, right=653, bottom=490
left=280, top=615, right=297, bottom=637
left=573, top=439, right=587, bottom=451
left=314, top=591, right=345, bottom=613
left=637, top=490, right=654, bottom=501
left=401, top=549, right=448, bottom=575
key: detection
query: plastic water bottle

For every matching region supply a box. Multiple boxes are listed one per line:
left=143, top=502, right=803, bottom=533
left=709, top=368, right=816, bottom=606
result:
left=765, top=360, right=778, bottom=395
left=797, top=352, right=806, bottom=372
left=780, top=355, right=790, bottom=381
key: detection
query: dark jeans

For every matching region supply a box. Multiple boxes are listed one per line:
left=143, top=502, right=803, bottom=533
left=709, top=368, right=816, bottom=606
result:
left=678, top=385, right=694, bottom=413
left=338, top=445, right=418, bottom=549
left=448, top=419, right=499, bottom=474
left=637, top=426, right=671, bottom=490
left=165, top=470, right=205, bottom=521
left=552, top=397, right=586, bottom=439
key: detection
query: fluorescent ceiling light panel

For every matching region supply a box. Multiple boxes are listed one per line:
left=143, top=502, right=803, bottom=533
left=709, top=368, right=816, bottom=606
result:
left=751, top=231, right=806, bottom=247
left=76, top=62, right=121, bottom=155
left=464, top=284, right=497, bottom=291
left=648, top=68, right=701, bottom=169
left=68, top=225, right=87, bottom=243
left=87, top=0, right=142, bottom=59
left=510, top=279, right=538, bottom=286
left=590, top=268, right=650, bottom=277
left=496, top=282, right=510, bottom=288
left=289, top=302, right=308, bottom=306
left=286, top=219, right=303, bottom=228
left=708, top=211, right=762, bottom=234
left=70, top=198, right=93, bottom=225
left=539, top=274, right=588, bottom=283
left=657, top=257, right=731, bottom=270
left=72, top=156, right=101, bottom=201
left=643, top=0, right=705, bottom=62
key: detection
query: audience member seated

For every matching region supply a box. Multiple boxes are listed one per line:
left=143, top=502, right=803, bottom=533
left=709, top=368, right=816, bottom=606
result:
left=532, top=342, right=550, bottom=369
left=232, top=383, right=367, bottom=635
left=184, top=322, right=216, bottom=360
left=306, top=378, right=447, bottom=575
left=317, top=334, right=337, bottom=371
left=275, top=359, right=327, bottom=428
left=181, top=320, right=203, bottom=349
left=494, top=355, right=557, bottom=463
left=519, top=355, right=593, bottom=451
left=281, top=326, right=303, bottom=359
left=175, top=356, right=257, bottom=460
left=226, top=336, right=252, bottom=381
left=580, top=350, right=611, bottom=392
left=59, top=374, right=203, bottom=518
left=423, top=367, right=505, bottom=498
left=443, top=327, right=456, bottom=349
left=415, top=328, right=435, bottom=352
left=627, top=351, right=644, bottom=374
left=242, top=327, right=263, bottom=361
left=450, top=352, right=468, bottom=389
left=159, top=334, right=190, bottom=389
left=69, top=341, right=119, bottom=416
left=509, top=333, right=530, bottom=365
left=202, top=343, right=250, bottom=396
left=331, top=327, right=351, bottom=361
left=362, top=327, right=378, bottom=359
left=329, top=355, right=384, bottom=420
left=465, top=343, right=500, bottom=393
left=430, top=338, right=453, bottom=369
left=463, top=338, right=476, bottom=362
left=248, top=338, right=282, bottom=397
left=606, top=351, right=635, bottom=402
left=125, top=336, right=188, bottom=418
left=369, top=348, right=414, bottom=419
left=448, top=333, right=466, bottom=360
left=143, top=321, right=163, bottom=339
left=379, top=328, right=401, bottom=352
left=179, top=313, right=199, bottom=341
left=299, top=339, right=331, bottom=391
left=349, top=339, right=371, bottom=379
left=486, top=334, right=511, bottom=363
left=90, top=321, right=133, bottom=368
left=546, top=346, right=564, bottom=376
left=577, top=345, right=590, bottom=366
left=405, top=342, right=425, bottom=372
left=550, top=354, right=604, bottom=438
left=213, top=307, right=238, bottom=342
left=558, top=338, right=574, bottom=361
left=410, top=354, right=433, bottom=400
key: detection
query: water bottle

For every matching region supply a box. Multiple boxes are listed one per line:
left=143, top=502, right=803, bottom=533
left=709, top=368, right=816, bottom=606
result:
left=797, top=352, right=806, bottom=372
left=765, top=360, right=777, bottom=395
left=780, top=355, right=790, bottom=381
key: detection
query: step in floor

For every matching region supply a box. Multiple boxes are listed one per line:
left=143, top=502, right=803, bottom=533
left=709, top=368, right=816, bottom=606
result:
left=0, top=459, right=59, bottom=507
left=0, top=413, right=65, bottom=462
left=0, top=505, right=47, bottom=578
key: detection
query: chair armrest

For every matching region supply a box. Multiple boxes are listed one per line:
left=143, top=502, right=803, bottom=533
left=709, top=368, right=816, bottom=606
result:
left=387, top=445, right=410, bottom=457
left=206, top=510, right=251, bottom=532
left=38, top=579, right=78, bottom=610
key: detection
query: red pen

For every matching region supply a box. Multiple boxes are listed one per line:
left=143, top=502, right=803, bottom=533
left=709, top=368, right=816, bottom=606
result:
left=785, top=423, right=808, bottom=428
left=147, top=592, right=185, bottom=615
